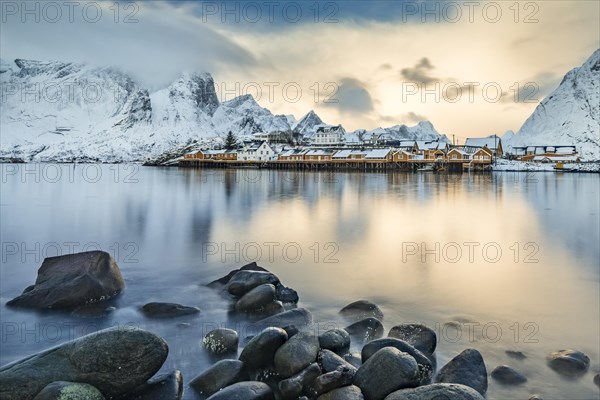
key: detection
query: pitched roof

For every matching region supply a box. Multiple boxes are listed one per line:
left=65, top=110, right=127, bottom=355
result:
left=464, top=135, right=501, bottom=150
left=365, top=149, right=392, bottom=159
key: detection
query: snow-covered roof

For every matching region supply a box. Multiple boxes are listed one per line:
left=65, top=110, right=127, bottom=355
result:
left=333, top=149, right=353, bottom=158
left=306, top=149, right=334, bottom=156
left=449, top=148, right=469, bottom=155
left=464, top=135, right=501, bottom=150
left=533, top=155, right=579, bottom=162
left=398, top=141, right=417, bottom=148
left=557, top=147, right=576, bottom=154
left=365, top=149, right=392, bottom=159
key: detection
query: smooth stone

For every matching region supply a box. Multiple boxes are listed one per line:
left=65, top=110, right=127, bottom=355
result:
left=528, top=395, right=544, bottom=400
left=257, top=301, right=284, bottom=318
left=205, top=381, right=274, bottom=400
left=227, top=270, right=279, bottom=297
left=490, top=365, right=527, bottom=385
left=140, top=302, right=200, bottom=318
left=239, top=327, right=288, bottom=370
left=319, top=329, right=351, bottom=355
left=388, top=324, right=437, bottom=355
left=6, top=251, right=124, bottom=309
left=276, top=284, right=299, bottom=303
left=189, top=360, right=247, bottom=396
left=383, top=383, right=485, bottom=400
left=354, top=347, right=420, bottom=400
left=203, top=328, right=239, bottom=355
left=361, top=338, right=433, bottom=385
left=278, top=363, right=321, bottom=399
left=274, top=332, right=320, bottom=378
left=315, top=366, right=355, bottom=395
left=319, top=350, right=358, bottom=374
left=345, top=318, right=384, bottom=342
left=235, top=284, right=277, bottom=312
left=505, top=350, right=527, bottom=360
left=207, top=262, right=269, bottom=286
left=344, top=353, right=363, bottom=369
left=255, top=308, right=313, bottom=330
left=594, top=373, right=600, bottom=387
left=32, top=381, right=105, bottom=400
left=122, top=370, right=183, bottom=400
left=434, top=349, right=487, bottom=396
left=340, top=300, right=384, bottom=322
left=317, top=385, right=364, bottom=400
left=0, top=327, right=168, bottom=400
left=546, top=349, right=590, bottom=376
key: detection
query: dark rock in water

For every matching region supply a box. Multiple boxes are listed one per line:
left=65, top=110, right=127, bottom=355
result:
left=258, top=301, right=284, bottom=318
left=361, top=338, right=433, bottom=385
left=0, top=327, right=168, bottom=400
left=227, top=270, right=280, bottom=297
left=490, top=365, right=527, bottom=385
left=384, top=383, right=485, bottom=400
left=282, top=325, right=299, bottom=338
left=239, top=327, right=288, bottom=371
left=274, top=332, right=319, bottom=378
left=140, top=302, right=200, bottom=318
left=203, top=328, right=239, bottom=355
left=594, top=373, right=600, bottom=388
left=319, top=350, right=358, bottom=374
left=353, top=347, right=420, bottom=400
left=255, top=308, right=313, bottom=330
left=71, top=304, right=116, bottom=319
left=6, top=251, right=124, bottom=309
left=319, top=329, right=351, bottom=355
left=345, top=318, right=384, bottom=342
left=205, top=381, right=274, bottom=400
left=207, top=262, right=269, bottom=287
left=314, top=366, right=355, bottom=396
left=344, top=353, right=362, bottom=369
left=546, top=349, right=590, bottom=376
left=340, top=300, right=384, bottom=322
left=528, top=395, right=544, bottom=400
left=32, top=381, right=105, bottom=400
left=434, top=349, right=488, bottom=396
left=317, top=385, right=364, bottom=400
left=388, top=324, right=437, bottom=355
left=505, top=350, right=527, bottom=360
left=189, top=360, right=247, bottom=396
left=235, top=284, right=277, bottom=312
left=121, top=370, right=183, bottom=400
left=276, top=284, right=299, bottom=303
left=278, top=363, right=321, bottom=398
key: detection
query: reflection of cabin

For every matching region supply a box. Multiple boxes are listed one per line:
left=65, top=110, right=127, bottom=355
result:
left=512, top=145, right=577, bottom=161
left=464, top=135, right=503, bottom=157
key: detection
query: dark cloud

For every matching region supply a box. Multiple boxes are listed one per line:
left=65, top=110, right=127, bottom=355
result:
left=400, top=58, right=440, bottom=84
left=322, top=77, right=374, bottom=114
left=380, top=112, right=427, bottom=125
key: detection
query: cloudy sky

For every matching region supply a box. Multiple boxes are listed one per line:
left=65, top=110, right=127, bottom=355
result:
left=1, top=0, right=598, bottom=141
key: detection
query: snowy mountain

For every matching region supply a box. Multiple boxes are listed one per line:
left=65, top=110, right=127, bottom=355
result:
left=0, top=59, right=290, bottom=162
left=376, top=121, right=450, bottom=142
left=293, top=110, right=326, bottom=136
left=506, top=48, right=600, bottom=160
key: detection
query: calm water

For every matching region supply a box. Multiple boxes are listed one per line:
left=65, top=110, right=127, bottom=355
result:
left=1, top=164, right=599, bottom=400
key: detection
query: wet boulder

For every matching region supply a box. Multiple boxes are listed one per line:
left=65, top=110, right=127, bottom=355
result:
left=189, top=360, right=247, bottom=396
left=140, top=302, right=200, bottom=318
left=205, top=381, right=274, bottom=400
left=0, top=327, right=168, bottom=400
left=203, top=328, right=239, bottom=355
left=6, top=251, right=124, bottom=309
left=317, top=385, right=364, bottom=400
left=345, top=318, right=384, bottom=342
left=546, top=349, right=590, bottom=376
left=239, top=327, right=288, bottom=371
left=255, top=308, right=313, bottom=330
left=490, top=365, right=527, bottom=385
left=319, top=350, right=358, bottom=374
left=235, top=284, right=277, bottom=312
left=227, top=270, right=279, bottom=297
left=32, top=381, right=105, bottom=400
left=388, top=324, right=437, bottom=355
left=319, top=329, right=351, bottom=355
left=384, top=383, right=485, bottom=400
left=340, top=300, right=384, bottom=322
left=434, top=349, right=487, bottom=396
left=122, top=370, right=183, bottom=400
left=274, top=332, right=319, bottom=378
left=278, top=363, right=321, bottom=398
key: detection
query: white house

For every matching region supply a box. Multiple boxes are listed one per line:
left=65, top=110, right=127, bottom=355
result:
left=314, top=125, right=346, bottom=146
left=238, top=141, right=275, bottom=161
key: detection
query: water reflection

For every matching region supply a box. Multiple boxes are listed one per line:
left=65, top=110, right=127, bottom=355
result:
left=0, top=165, right=598, bottom=399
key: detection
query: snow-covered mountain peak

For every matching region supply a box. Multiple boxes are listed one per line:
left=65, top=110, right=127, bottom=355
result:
left=293, top=110, right=326, bottom=135
left=507, top=48, right=600, bottom=160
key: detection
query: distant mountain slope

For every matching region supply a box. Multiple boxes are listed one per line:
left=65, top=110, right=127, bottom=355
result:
left=507, top=48, right=600, bottom=160
left=293, top=110, right=326, bottom=136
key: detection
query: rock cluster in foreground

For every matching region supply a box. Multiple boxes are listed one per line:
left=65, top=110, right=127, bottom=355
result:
left=2, top=255, right=598, bottom=400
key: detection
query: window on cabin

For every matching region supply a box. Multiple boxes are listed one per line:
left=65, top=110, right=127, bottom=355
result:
left=452, top=155, right=457, bottom=159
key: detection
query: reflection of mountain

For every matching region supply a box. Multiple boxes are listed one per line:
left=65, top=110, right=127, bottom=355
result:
left=508, top=174, right=599, bottom=270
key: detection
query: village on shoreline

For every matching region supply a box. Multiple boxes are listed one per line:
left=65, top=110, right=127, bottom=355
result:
left=180, top=126, right=595, bottom=173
